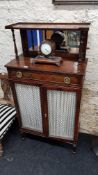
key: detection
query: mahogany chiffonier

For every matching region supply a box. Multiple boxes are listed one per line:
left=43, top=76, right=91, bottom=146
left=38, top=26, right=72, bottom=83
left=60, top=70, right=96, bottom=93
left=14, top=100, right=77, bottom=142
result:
left=5, top=23, right=90, bottom=152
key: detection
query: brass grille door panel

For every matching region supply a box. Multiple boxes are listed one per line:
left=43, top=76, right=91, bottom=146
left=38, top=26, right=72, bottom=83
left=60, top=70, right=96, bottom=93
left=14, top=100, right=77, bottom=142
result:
left=15, top=84, right=43, bottom=132
left=47, top=90, right=76, bottom=140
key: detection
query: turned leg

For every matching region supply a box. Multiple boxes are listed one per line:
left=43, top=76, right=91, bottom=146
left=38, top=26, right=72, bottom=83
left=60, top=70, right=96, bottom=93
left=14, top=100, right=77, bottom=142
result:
left=20, top=131, right=26, bottom=141
left=72, top=144, right=77, bottom=154
left=1, top=79, right=10, bottom=101
left=0, top=142, right=3, bottom=157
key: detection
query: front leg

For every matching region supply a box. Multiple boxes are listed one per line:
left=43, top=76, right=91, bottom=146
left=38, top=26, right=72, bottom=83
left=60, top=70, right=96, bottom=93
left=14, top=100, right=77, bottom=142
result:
left=72, top=143, right=77, bottom=154
left=0, top=142, right=3, bottom=157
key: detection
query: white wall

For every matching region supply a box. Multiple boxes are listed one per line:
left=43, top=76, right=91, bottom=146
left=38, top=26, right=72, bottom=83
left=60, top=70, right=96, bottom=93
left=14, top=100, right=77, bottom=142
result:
left=0, top=0, right=98, bottom=134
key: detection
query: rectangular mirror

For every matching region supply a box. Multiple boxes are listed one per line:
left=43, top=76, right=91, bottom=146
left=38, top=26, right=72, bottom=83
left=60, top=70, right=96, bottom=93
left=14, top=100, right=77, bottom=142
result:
left=27, top=29, right=80, bottom=54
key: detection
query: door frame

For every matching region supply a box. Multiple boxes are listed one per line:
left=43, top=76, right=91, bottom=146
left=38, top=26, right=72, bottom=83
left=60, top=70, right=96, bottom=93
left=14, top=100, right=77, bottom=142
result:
left=43, top=84, right=82, bottom=144
left=10, top=80, right=46, bottom=137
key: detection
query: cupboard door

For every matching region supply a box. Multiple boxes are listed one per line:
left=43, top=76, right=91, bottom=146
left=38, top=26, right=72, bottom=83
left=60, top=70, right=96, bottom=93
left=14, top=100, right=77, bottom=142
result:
left=15, top=83, right=43, bottom=132
left=47, top=90, right=76, bottom=140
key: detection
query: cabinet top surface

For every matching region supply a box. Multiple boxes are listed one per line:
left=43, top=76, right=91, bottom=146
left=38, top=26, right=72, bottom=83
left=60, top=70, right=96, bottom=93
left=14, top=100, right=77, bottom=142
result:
left=5, top=22, right=90, bottom=30
left=5, top=56, right=87, bottom=76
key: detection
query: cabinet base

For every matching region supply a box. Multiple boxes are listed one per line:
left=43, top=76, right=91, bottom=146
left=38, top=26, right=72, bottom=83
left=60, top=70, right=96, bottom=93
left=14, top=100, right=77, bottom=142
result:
left=20, top=128, right=77, bottom=153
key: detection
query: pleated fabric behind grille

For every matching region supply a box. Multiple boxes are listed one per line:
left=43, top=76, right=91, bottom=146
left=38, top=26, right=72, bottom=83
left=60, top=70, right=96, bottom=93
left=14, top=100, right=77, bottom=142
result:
left=47, top=90, right=76, bottom=140
left=15, top=84, right=43, bottom=132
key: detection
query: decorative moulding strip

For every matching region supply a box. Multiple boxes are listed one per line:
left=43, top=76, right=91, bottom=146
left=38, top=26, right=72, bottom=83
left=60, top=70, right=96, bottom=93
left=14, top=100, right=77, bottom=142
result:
left=52, top=0, right=98, bottom=5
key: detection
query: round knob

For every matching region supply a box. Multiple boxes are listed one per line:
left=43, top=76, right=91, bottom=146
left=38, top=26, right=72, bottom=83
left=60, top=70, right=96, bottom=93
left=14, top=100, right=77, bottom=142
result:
left=64, top=77, right=70, bottom=85
left=16, top=71, right=22, bottom=78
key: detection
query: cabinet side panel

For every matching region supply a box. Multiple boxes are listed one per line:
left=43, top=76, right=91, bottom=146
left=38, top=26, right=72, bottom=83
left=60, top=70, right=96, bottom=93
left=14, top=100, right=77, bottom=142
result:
left=47, top=90, right=76, bottom=140
left=15, top=84, right=43, bottom=132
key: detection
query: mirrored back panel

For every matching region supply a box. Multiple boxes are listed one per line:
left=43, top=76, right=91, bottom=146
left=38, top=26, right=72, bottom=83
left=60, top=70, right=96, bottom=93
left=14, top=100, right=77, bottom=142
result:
left=5, top=22, right=90, bottom=61
left=26, top=29, right=80, bottom=54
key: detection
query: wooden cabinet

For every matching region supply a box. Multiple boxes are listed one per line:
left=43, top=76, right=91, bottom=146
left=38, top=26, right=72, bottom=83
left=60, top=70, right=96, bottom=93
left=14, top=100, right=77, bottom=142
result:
left=5, top=23, right=90, bottom=152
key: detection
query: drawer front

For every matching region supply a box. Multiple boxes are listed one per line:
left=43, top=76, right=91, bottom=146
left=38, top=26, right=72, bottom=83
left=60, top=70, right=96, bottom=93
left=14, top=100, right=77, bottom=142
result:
left=8, top=70, right=82, bottom=86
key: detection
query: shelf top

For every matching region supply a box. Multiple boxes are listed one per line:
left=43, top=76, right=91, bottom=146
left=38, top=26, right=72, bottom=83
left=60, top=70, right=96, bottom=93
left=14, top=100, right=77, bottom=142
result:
left=5, top=55, right=87, bottom=76
left=5, top=22, right=90, bottom=30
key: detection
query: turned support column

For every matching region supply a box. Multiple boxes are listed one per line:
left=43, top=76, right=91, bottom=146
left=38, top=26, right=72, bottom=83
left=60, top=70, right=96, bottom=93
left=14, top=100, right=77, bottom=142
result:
left=11, top=29, right=19, bottom=59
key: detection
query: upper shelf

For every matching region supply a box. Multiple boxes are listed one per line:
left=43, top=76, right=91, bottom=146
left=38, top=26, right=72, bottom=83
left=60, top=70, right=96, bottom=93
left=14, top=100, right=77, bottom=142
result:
left=5, top=22, right=90, bottom=30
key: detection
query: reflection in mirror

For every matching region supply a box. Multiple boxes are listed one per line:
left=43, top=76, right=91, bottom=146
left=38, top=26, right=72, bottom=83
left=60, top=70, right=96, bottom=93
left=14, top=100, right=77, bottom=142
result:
left=67, top=31, right=80, bottom=54
left=27, top=29, right=80, bottom=54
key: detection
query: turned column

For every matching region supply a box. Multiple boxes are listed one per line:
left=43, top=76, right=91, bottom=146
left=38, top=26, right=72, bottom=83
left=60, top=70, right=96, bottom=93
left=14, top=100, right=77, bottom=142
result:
left=11, top=29, right=19, bottom=59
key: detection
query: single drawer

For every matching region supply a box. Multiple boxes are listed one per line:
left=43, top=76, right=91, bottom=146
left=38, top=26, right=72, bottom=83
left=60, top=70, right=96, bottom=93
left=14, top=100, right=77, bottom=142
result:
left=8, top=70, right=82, bottom=86
left=31, top=73, right=80, bottom=86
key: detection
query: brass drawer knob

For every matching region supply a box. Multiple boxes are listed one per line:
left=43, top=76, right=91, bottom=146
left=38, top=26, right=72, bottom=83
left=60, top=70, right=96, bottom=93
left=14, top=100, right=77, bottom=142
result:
left=64, top=77, right=70, bottom=85
left=16, top=71, right=22, bottom=78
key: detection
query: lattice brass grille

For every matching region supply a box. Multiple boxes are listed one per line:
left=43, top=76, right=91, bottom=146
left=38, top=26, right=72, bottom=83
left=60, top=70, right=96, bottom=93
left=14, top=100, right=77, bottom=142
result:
left=15, top=84, right=43, bottom=132
left=47, top=90, right=76, bottom=140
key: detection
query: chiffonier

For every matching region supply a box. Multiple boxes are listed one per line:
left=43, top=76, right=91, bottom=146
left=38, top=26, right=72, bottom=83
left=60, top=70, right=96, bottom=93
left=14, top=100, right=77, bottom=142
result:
left=5, top=23, right=90, bottom=152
